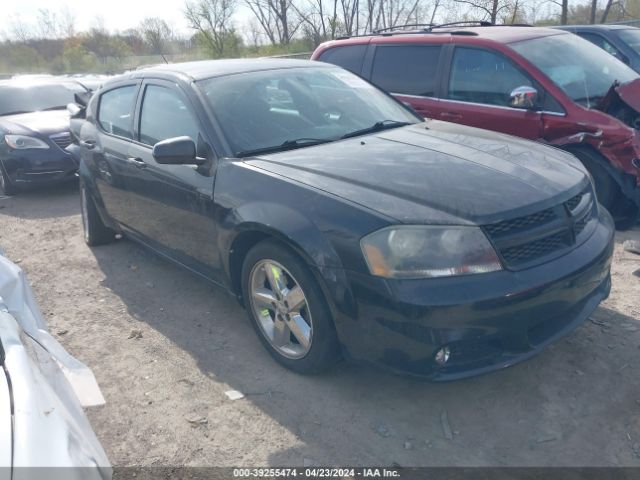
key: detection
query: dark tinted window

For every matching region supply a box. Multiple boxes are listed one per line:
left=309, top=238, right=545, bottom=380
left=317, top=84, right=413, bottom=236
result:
left=98, top=86, right=137, bottom=139
left=139, top=85, right=200, bottom=146
left=370, top=45, right=442, bottom=97
left=0, top=82, right=85, bottom=116
left=448, top=47, right=533, bottom=106
left=578, top=33, right=626, bottom=61
left=318, top=45, right=367, bottom=74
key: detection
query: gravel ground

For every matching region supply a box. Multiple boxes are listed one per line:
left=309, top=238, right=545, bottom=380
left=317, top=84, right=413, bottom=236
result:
left=0, top=182, right=639, bottom=468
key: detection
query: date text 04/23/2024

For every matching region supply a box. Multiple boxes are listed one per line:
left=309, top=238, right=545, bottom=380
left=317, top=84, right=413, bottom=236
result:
left=233, top=468, right=401, bottom=478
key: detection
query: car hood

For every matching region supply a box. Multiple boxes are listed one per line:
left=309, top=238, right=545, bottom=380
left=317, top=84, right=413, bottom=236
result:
left=0, top=110, right=70, bottom=136
left=245, top=120, right=589, bottom=225
left=599, top=78, right=640, bottom=113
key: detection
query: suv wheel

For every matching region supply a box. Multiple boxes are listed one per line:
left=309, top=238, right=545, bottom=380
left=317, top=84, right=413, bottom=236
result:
left=80, top=181, right=116, bottom=246
left=241, top=240, right=340, bottom=374
left=0, top=164, right=17, bottom=196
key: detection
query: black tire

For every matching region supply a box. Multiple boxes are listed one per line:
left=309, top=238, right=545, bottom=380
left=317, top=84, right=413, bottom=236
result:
left=0, top=163, right=17, bottom=196
left=80, top=181, right=116, bottom=246
left=241, top=240, right=340, bottom=374
left=571, top=149, right=619, bottom=211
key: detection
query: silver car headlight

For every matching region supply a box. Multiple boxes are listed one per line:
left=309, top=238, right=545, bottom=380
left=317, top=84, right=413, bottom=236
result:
left=361, top=226, right=502, bottom=279
left=5, top=134, right=50, bottom=150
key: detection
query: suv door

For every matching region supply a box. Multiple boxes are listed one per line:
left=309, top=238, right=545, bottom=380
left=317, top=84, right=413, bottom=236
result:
left=125, top=80, right=220, bottom=277
left=89, top=83, right=140, bottom=224
left=366, top=44, right=444, bottom=117
left=437, top=46, right=545, bottom=139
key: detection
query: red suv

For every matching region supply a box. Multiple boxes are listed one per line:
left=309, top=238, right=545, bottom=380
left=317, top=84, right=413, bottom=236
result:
left=311, top=23, right=640, bottom=223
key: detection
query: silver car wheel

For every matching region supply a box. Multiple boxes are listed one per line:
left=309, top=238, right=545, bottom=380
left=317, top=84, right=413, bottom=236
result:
left=249, top=259, right=313, bottom=359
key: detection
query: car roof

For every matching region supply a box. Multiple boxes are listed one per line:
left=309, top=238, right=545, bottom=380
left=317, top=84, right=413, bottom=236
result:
left=323, top=25, right=567, bottom=46
left=0, top=78, right=86, bottom=89
left=555, top=24, right=638, bottom=31
left=130, top=58, right=333, bottom=82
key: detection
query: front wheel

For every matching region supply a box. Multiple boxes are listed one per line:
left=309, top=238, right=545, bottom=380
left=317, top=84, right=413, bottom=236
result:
left=241, top=240, right=340, bottom=374
left=80, top=181, right=116, bottom=246
left=0, top=164, right=17, bottom=196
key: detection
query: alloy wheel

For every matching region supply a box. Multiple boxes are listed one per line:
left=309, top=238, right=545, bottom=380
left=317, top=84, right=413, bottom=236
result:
left=248, top=259, right=313, bottom=359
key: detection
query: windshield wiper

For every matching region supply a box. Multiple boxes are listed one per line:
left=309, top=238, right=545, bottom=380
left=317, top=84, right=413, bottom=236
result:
left=341, top=120, right=412, bottom=139
left=236, top=138, right=333, bottom=158
left=41, top=106, right=68, bottom=111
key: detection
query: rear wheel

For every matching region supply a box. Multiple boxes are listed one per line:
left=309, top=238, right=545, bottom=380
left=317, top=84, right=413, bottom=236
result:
left=0, top=164, right=17, bottom=196
left=80, top=181, right=116, bottom=246
left=241, top=240, right=340, bottom=374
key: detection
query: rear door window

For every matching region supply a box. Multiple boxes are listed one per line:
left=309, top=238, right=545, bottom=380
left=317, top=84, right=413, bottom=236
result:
left=138, top=85, right=200, bottom=146
left=370, top=45, right=442, bottom=97
left=447, top=47, right=534, bottom=107
left=98, top=85, right=137, bottom=139
left=317, top=45, right=367, bottom=75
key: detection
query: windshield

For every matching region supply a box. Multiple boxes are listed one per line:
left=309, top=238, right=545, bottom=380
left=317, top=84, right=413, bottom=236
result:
left=0, top=83, right=85, bottom=116
left=511, top=33, right=638, bottom=107
left=197, top=66, right=419, bottom=157
left=618, top=29, right=640, bottom=55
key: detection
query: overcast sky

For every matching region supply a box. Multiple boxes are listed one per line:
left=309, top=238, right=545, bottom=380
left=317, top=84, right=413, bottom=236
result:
left=0, top=0, right=250, bottom=38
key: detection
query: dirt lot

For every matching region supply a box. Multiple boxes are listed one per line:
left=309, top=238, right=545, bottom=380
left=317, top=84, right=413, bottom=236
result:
left=1, top=183, right=639, bottom=467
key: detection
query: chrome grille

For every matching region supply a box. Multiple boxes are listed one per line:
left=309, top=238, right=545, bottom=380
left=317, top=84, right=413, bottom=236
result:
left=484, top=188, right=596, bottom=269
left=50, top=133, right=72, bottom=150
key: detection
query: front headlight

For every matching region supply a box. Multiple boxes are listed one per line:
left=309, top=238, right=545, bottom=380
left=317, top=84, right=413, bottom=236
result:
left=361, top=226, right=502, bottom=279
left=5, top=134, right=50, bottom=150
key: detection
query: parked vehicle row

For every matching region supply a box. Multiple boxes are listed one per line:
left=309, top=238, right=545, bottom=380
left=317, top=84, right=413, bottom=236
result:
left=312, top=23, right=640, bottom=225
left=73, top=59, right=614, bottom=380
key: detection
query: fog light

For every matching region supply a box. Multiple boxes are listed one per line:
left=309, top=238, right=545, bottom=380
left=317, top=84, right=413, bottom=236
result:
left=434, top=346, right=450, bottom=365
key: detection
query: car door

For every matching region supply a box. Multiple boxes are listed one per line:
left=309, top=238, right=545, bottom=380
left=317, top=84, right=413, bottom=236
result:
left=88, top=83, right=140, bottom=224
left=436, top=46, right=544, bottom=140
left=365, top=43, right=444, bottom=118
left=125, top=80, right=220, bottom=278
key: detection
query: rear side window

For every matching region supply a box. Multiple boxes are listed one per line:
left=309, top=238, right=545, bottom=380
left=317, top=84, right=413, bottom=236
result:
left=139, top=85, right=200, bottom=146
left=448, top=47, right=534, bottom=107
left=370, top=45, right=442, bottom=97
left=318, top=45, right=367, bottom=74
left=98, top=85, right=137, bottom=139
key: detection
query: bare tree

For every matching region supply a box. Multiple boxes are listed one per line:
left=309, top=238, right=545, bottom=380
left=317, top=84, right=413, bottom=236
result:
left=59, top=6, right=77, bottom=38
left=245, top=0, right=304, bottom=45
left=452, top=0, right=512, bottom=23
left=185, top=0, right=237, bottom=56
left=34, top=9, right=60, bottom=39
left=589, top=0, right=597, bottom=23
left=139, top=17, right=173, bottom=54
left=8, top=14, right=31, bottom=42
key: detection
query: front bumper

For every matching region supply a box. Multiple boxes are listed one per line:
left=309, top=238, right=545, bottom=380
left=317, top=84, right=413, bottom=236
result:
left=337, top=208, right=615, bottom=381
left=1, top=144, right=78, bottom=187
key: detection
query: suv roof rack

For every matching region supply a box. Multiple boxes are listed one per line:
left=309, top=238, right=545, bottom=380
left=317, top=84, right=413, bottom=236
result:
left=374, top=23, right=435, bottom=34
left=336, top=21, right=530, bottom=40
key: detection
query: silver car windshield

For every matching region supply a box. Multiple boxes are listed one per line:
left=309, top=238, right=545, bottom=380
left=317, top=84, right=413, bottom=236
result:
left=511, top=33, right=638, bottom=107
left=197, top=66, right=419, bottom=157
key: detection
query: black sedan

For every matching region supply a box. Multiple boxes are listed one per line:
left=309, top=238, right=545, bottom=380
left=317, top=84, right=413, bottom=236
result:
left=0, top=79, right=87, bottom=195
left=76, top=59, right=614, bottom=380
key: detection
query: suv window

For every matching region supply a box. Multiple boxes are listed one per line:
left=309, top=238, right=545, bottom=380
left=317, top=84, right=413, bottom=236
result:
left=98, top=85, right=137, bottom=139
left=370, top=45, right=442, bottom=97
left=318, top=45, right=367, bottom=74
left=448, top=47, right=534, bottom=107
left=139, top=85, right=200, bottom=147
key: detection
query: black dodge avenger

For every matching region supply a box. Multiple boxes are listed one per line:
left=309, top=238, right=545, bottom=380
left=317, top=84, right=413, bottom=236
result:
left=76, top=59, right=614, bottom=380
left=0, top=79, right=88, bottom=195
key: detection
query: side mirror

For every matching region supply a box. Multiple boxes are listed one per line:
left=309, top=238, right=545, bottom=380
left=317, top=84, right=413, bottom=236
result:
left=509, top=86, right=538, bottom=109
left=67, top=103, right=82, bottom=117
left=152, top=136, right=200, bottom=165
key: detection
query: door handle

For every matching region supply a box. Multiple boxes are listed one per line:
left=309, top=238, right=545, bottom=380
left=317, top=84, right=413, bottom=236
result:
left=441, top=112, right=463, bottom=121
left=127, top=157, right=147, bottom=169
left=80, top=140, right=96, bottom=150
